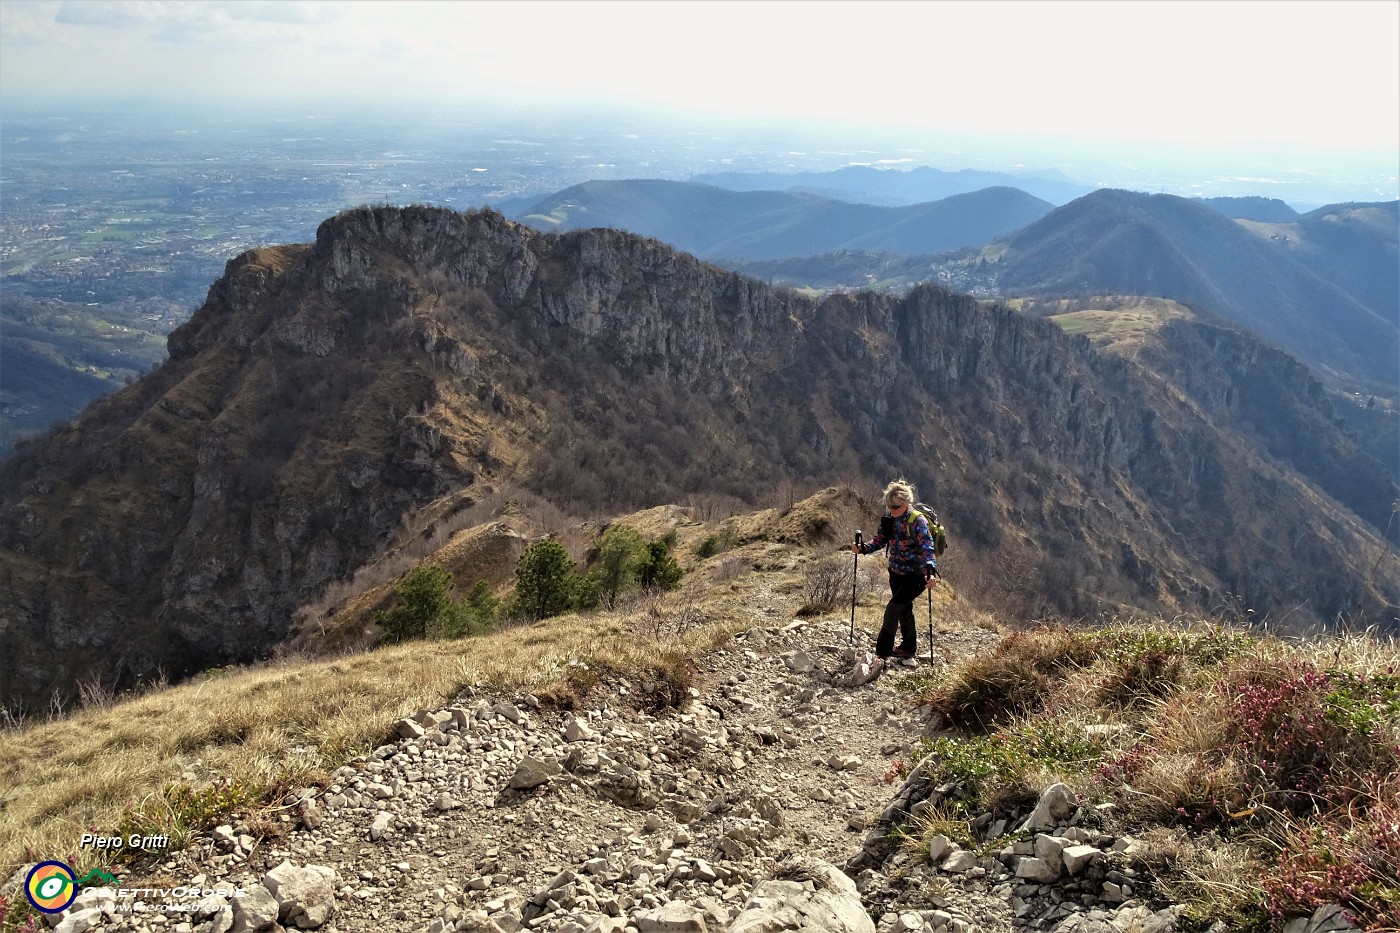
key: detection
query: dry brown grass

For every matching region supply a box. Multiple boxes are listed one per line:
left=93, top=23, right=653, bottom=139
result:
left=926, top=625, right=1098, bottom=729
left=0, top=603, right=748, bottom=878
left=1137, top=827, right=1269, bottom=925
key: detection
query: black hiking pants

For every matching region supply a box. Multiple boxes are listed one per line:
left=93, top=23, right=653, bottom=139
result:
left=876, top=571, right=924, bottom=658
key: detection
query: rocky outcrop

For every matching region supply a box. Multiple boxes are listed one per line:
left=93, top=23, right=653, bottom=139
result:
left=728, top=859, right=874, bottom=932
left=3, top=205, right=1398, bottom=710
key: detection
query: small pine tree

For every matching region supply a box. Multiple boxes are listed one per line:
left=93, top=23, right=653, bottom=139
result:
left=512, top=539, right=580, bottom=621
left=376, top=564, right=462, bottom=642
left=461, top=580, right=500, bottom=635
left=589, top=525, right=649, bottom=609
left=639, top=531, right=683, bottom=592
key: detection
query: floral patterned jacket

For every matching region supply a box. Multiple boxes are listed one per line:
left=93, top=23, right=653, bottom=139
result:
left=860, top=510, right=939, bottom=577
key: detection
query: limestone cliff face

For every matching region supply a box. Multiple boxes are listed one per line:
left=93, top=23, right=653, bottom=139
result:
left=2, top=206, right=1396, bottom=710
left=1138, top=320, right=1397, bottom=532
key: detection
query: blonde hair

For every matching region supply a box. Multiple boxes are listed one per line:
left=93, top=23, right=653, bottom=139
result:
left=883, top=479, right=916, bottom=508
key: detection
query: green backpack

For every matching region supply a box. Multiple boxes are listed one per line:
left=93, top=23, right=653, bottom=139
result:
left=908, top=503, right=948, bottom=558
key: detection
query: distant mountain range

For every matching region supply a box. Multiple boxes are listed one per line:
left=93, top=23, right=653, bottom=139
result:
left=989, top=191, right=1399, bottom=392
left=721, top=192, right=1397, bottom=393
left=513, top=180, right=1053, bottom=261
left=691, top=164, right=1095, bottom=206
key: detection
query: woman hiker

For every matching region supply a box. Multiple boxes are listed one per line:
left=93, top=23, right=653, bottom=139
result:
left=850, top=479, right=940, bottom=663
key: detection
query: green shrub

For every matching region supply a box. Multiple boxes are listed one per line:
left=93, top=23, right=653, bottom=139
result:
left=1322, top=670, right=1400, bottom=737
left=589, top=525, right=649, bottom=609
left=697, top=525, right=740, bottom=559
left=375, top=565, right=463, bottom=642
left=512, top=539, right=582, bottom=621
left=460, top=580, right=501, bottom=635
left=113, top=777, right=263, bottom=863
left=639, top=531, right=683, bottom=591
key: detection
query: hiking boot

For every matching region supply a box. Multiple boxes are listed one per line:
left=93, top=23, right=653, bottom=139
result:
left=891, top=646, right=916, bottom=659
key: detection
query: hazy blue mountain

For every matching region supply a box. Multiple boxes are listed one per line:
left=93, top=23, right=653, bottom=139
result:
left=1196, top=196, right=1301, bottom=222
left=1291, top=202, right=1399, bottom=328
left=1, top=297, right=169, bottom=453
left=692, top=164, right=1095, bottom=206
left=991, top=190, right=1399, bottom=391
left=514, top=179, right=1053, bottom=261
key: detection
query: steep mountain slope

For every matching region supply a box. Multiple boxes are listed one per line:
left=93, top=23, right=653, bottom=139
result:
left=989, top=190, right=1399, bottom=391
left=514, top=179, right=1053, bottom=260
left=1293, top=201, right=1398, bottom=327
left=692, top=164, right=1094, bottom=206
left=1055, top=307, right=1399, bottom=533
left=2, top=205, right=1396, bottom=711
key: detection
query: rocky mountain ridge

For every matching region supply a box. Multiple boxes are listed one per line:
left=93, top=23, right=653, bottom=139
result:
left=2, top=205, right=1397, bottom=711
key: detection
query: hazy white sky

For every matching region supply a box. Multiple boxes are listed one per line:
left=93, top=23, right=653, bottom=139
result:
left=2, top=0, right=1397, bottom=154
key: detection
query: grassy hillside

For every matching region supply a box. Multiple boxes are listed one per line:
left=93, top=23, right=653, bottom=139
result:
left=0, top=489, right=858, bottom=879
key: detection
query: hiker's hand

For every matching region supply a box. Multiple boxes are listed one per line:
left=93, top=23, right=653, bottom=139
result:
left=850, top=544, right=860, bottom=554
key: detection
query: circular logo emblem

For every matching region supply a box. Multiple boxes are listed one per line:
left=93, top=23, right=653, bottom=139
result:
left=25, top=860, right=77, bottom=913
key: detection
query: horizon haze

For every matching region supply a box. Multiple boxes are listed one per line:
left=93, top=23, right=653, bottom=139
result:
left=1, top=0, right=1397, bottom=205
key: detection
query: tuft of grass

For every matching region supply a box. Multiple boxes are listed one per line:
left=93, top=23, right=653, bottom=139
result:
left=899, top=618, right=1400, bottom=932
left=921, top=625, right=1098, bottom=729
left=899, top=804, right=976, bottom=857
left=1131, top=827, right=1271, bottom=931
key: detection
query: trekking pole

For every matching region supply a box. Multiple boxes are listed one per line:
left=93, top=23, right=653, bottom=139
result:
left=849, top=530, right=862, bottom=646
left=925, top=566, right=942, bottom=663
left=927, top=586, right=934, bottom=664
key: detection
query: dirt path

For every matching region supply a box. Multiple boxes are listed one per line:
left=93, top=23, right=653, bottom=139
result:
left=89, top=597, right=1007, bottom=933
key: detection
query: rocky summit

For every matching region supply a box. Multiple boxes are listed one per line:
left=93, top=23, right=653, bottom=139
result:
left=10, top=614, right=1361, bottom=933
left=2, top=204, right=1397, bottom=711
